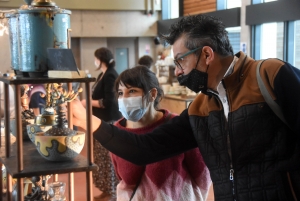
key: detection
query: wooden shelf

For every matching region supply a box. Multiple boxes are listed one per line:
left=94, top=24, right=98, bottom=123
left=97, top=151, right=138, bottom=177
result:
left=0, top=76, right=95, bottom=85
left=0, top=140, right=98, bottom=178
left=0, top=74, right=96, bottom=201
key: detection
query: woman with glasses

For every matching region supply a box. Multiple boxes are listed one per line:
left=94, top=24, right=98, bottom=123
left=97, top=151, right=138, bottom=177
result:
left=110, top=66, right=210, bottom=200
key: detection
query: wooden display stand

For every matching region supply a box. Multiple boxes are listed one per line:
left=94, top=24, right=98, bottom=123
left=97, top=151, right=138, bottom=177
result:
left=0, top=76, right=97, bottom=201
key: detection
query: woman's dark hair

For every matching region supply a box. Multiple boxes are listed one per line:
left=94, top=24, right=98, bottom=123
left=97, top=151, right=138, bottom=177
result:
left=115, top=65, right=164, bottom=109
left=94, top=47, right=115, bottom=68
left=161, top=14, right=234, bottom=57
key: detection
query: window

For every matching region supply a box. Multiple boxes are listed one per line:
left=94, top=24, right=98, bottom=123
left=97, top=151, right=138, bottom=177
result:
left=162, top=0, right=179, bottom=20
left=226, top=27, right=241, bottom=54
left=217, top=0, right=241, bottom=10
left=252, top=22, right=284, bottom=60
left=227, top=0, right=241, bottom=9
left=261, top=22, right=284, bottom=60
left=170, top=0, right=179, bottom=19
left=217, top=1, right=241, bottom=53
left=287, top=20, right=300, bottom=68
left=295, top=21, right=300, bottom=68
left=252, top=0, right=277, bottom=4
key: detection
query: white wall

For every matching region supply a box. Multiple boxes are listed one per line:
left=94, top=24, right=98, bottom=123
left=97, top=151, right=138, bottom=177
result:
left=240, top=0, right=252, bottom=56
left=137, top=37, right=157, bottom=61
left=71, top=10, right=159, bottom=37
left=79, top=38, right=107, bottom=79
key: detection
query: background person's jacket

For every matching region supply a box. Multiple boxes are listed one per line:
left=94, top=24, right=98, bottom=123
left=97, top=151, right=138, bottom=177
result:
left=92, top=67, right=122, bottom=122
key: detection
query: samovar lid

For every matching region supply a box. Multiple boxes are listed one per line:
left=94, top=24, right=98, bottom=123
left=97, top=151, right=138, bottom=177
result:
left=18, top=0, right=72, bottom=14
left=31, top=0, right=56, bottom=7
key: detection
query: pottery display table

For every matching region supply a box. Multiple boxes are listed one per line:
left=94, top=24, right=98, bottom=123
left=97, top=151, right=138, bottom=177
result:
left=0, top=76, right=96, bottom=201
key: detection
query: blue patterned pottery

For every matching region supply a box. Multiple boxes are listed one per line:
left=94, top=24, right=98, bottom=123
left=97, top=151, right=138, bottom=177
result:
left=26, top=124, right=52, bottom=143
left=35, top=132, right=85, bottom=161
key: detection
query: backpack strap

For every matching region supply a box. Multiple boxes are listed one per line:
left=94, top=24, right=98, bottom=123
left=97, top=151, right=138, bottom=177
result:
left=256, top=60, right=291, bottom=129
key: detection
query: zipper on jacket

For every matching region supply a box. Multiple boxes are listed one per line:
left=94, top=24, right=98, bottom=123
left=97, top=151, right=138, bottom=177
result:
left=210, top=80, right=237, bottom=200
left=227, top=133, right=236, bottom=200
left=222, top=80, right=236, bottom=201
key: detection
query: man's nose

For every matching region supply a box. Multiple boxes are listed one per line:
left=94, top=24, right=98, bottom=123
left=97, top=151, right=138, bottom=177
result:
left=174, top=67, right=183, bottom=77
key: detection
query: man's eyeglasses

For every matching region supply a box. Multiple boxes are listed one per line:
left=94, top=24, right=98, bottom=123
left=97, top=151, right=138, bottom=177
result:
left=173, top=47, right=202, bottom=71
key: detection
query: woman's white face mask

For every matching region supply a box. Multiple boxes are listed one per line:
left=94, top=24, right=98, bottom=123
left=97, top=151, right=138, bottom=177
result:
left=94, top=59, right=101, bottom=69
left=118, top=96, right=147, bottom=122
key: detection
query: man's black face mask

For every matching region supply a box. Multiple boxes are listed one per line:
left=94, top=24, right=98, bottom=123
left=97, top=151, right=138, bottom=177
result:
left=177, top=68, right=208, bottom=93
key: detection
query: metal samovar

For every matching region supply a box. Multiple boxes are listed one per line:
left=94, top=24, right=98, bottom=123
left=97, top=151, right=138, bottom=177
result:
left=5, top=0, right=72, bottom=77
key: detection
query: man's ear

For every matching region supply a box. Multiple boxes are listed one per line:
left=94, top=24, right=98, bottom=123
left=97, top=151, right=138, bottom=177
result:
left=202, top=46, right=214, bottom=65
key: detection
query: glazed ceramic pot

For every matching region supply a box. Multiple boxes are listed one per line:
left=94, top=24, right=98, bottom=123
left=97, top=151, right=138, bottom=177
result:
left=34, top=132, right=85, bottom=161
left=35, top=114, right=58, bottom=126
left=26, top=124, right=52, bottom=143
left=10, top=119, right=34, bottom=140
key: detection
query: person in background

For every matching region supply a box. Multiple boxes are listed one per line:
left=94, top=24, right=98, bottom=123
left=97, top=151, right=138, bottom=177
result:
left=81, top=47, right=121, bottom=201
left=28, top=84, right=46, bottom=116
left=71, top=14, right=300, bottom=201
left=138, top=55, right=153, bottom=69
left=111, top=65, right=211, bottom=201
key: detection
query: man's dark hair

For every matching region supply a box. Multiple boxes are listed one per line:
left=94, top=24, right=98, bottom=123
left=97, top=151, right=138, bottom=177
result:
left=161, top=15, right=234, bottom=56
left=138, top=55, right=154, bottom=69
left=115, top=65, right=163, bottom=109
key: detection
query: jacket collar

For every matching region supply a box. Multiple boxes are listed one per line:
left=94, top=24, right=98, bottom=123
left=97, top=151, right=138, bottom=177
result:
left=222, top=51, right=255, bottom=90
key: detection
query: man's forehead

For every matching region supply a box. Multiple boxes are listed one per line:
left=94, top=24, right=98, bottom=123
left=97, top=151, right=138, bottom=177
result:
left=173, top=37, right=188, bottom=57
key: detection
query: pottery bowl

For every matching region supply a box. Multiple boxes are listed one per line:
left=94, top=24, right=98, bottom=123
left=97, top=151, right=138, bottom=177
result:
left=10, top=119, right=34, bottom=140
left=34, top=132, right=85, bottom=161
left=26, top=124, right=52, bottom=143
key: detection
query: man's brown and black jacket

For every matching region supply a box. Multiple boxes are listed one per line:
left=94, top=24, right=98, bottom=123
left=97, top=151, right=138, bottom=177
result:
left=95, top=51, right=300, bottom=201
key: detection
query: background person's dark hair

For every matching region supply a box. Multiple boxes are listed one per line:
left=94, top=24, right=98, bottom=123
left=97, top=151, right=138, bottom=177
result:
left=138, top=55, right=154, bottom=69
left=94, top=47, right=115, bottom=68
left=115, top=65, right=164, bottom=109
left=161, top=14, right=234, bottom=57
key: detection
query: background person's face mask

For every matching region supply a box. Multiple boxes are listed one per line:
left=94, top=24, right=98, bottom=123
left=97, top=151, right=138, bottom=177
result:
left=94, top=60, right=101, bottom=69
left=118, top=96, right=147, bottom=122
